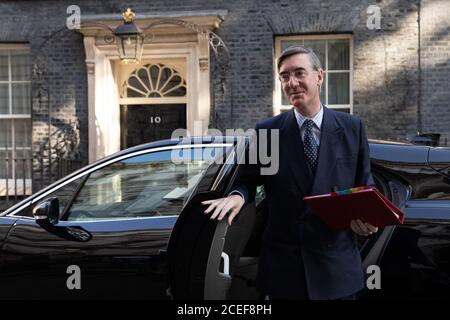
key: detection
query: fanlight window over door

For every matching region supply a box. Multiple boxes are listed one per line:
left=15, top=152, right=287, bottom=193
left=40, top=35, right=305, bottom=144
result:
left=121, top=63, right=187, bottom=98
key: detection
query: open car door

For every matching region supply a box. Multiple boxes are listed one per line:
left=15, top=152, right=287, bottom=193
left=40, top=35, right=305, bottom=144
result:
left=167, top=137, right=258, bottom=300
left=168, top=191, right=257, bottom=300
left=168, top=191, right=230, bottom=299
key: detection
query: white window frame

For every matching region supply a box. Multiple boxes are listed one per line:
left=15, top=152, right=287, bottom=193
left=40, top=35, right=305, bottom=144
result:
left=274, top=34, right=353, bottom=115
left=119, top=61, right=187, bottom=104
left=0, top=44, right=32, bottom=196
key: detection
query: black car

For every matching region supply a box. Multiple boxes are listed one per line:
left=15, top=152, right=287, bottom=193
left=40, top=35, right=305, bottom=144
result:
left=0, top=136, right=449, bottom=299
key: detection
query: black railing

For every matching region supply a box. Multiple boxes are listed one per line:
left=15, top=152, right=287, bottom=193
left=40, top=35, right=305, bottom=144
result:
left=1, top=145, right=32, bottom=211
left=0, top=143, right=83, bottom=212
left=32, top=119, right=84, bottom=198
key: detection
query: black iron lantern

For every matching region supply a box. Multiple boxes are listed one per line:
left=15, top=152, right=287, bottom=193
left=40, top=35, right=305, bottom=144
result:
left=114, top=8, right=145, bottom=63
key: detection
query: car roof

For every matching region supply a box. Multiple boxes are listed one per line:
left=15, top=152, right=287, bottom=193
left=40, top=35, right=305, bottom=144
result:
left=368, top=139, right=412, bottom=146
left=113, top=136, right=240, bottom=156
left=369, top=142, right=430, bottom=163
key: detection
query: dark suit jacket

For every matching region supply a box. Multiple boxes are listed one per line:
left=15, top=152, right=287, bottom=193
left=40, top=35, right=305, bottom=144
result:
left=234, top=106, right=374, bottom=300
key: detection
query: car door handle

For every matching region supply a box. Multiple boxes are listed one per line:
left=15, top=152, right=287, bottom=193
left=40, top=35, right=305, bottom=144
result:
left=221, top=252, right=229, bottom=276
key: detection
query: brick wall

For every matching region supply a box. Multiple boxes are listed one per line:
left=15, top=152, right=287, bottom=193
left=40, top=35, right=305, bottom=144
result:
left=420, top=0, right=450, bottom=146
left=0, top=0, right=448, bottom=176
left=354, top=0, right=419, bottom=142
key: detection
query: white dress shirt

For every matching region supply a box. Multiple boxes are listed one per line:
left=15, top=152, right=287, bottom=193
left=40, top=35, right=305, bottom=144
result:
left=294, top=105, right=323, bottom=146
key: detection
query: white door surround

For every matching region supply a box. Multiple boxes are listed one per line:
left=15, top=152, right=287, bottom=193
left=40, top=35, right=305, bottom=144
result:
left=79, top=10, right=227, bottom=162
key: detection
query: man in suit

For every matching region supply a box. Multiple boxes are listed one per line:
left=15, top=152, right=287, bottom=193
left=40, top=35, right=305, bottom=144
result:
left=202, top=46, right=378, bottom=300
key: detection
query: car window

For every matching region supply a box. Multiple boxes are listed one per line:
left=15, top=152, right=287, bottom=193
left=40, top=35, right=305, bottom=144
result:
left=47, top=177, right=85, bottom=217
left=11, top=176, right=85, bottom=218
left=255, top=185, right=265, bottom=206
left=63, top=147, right=225, bottom=221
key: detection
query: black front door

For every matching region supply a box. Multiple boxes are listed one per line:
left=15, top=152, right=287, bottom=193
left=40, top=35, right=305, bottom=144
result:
left=121, top=104, right=186, bottom=149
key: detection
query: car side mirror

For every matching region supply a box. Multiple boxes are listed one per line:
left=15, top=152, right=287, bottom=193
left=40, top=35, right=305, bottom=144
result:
left=32, top=197, right=60, bottom=226
left=31, top=197, right=91, bottom=242
left=411, top=133, right=441, bottom=147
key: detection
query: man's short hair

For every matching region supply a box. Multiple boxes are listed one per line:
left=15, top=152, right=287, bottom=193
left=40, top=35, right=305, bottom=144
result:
left=277, top=45, right=323, bottom=71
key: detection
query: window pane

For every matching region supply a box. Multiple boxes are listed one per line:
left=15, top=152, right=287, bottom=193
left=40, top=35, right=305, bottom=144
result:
left=166, top=85, right=186, bottom=97
left=328, top=73, right=349, bottom=104
left=280, top=40, right=303, bottom=51
left=0, top=83, right=9, bottom=114
left=280, top=40, right=325, bottom=69
left=10, top=148, right=32, bottom=180
left=0, top=149, right=13, bottom=179
left=126, top=87, right=144, bottom=98
left=137, top=68, right=150, bottom=89
left=150, top=65, right=160, bottom=89
left=0, top=119, right=11, bottom=147
left=328, top=39, right=350, bottom=70
left=12, top=83, right=30, bottom=114
left=320, top=72, right=326, bottom=103
left=162, top=74, right=186, bottom=97
left=65, top=147, right=226, bottom=220
left=0, top=52, right=8, bottom=81
left=303, top=40, right=326, bottom=69
left=14, top=119, right=31, bottom=148
left=127, top=76, right=147, bottom=96
left=11, top=51, right=30, bottom=81
left=158, top=67, right=171, bottom=90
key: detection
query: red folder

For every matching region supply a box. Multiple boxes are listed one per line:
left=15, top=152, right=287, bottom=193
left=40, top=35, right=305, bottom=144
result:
left=303, top=186, right=405, bottom=231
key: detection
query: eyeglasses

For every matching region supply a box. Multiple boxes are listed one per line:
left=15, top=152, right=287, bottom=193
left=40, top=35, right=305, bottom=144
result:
left=278, top=68, right=315, bottom=83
